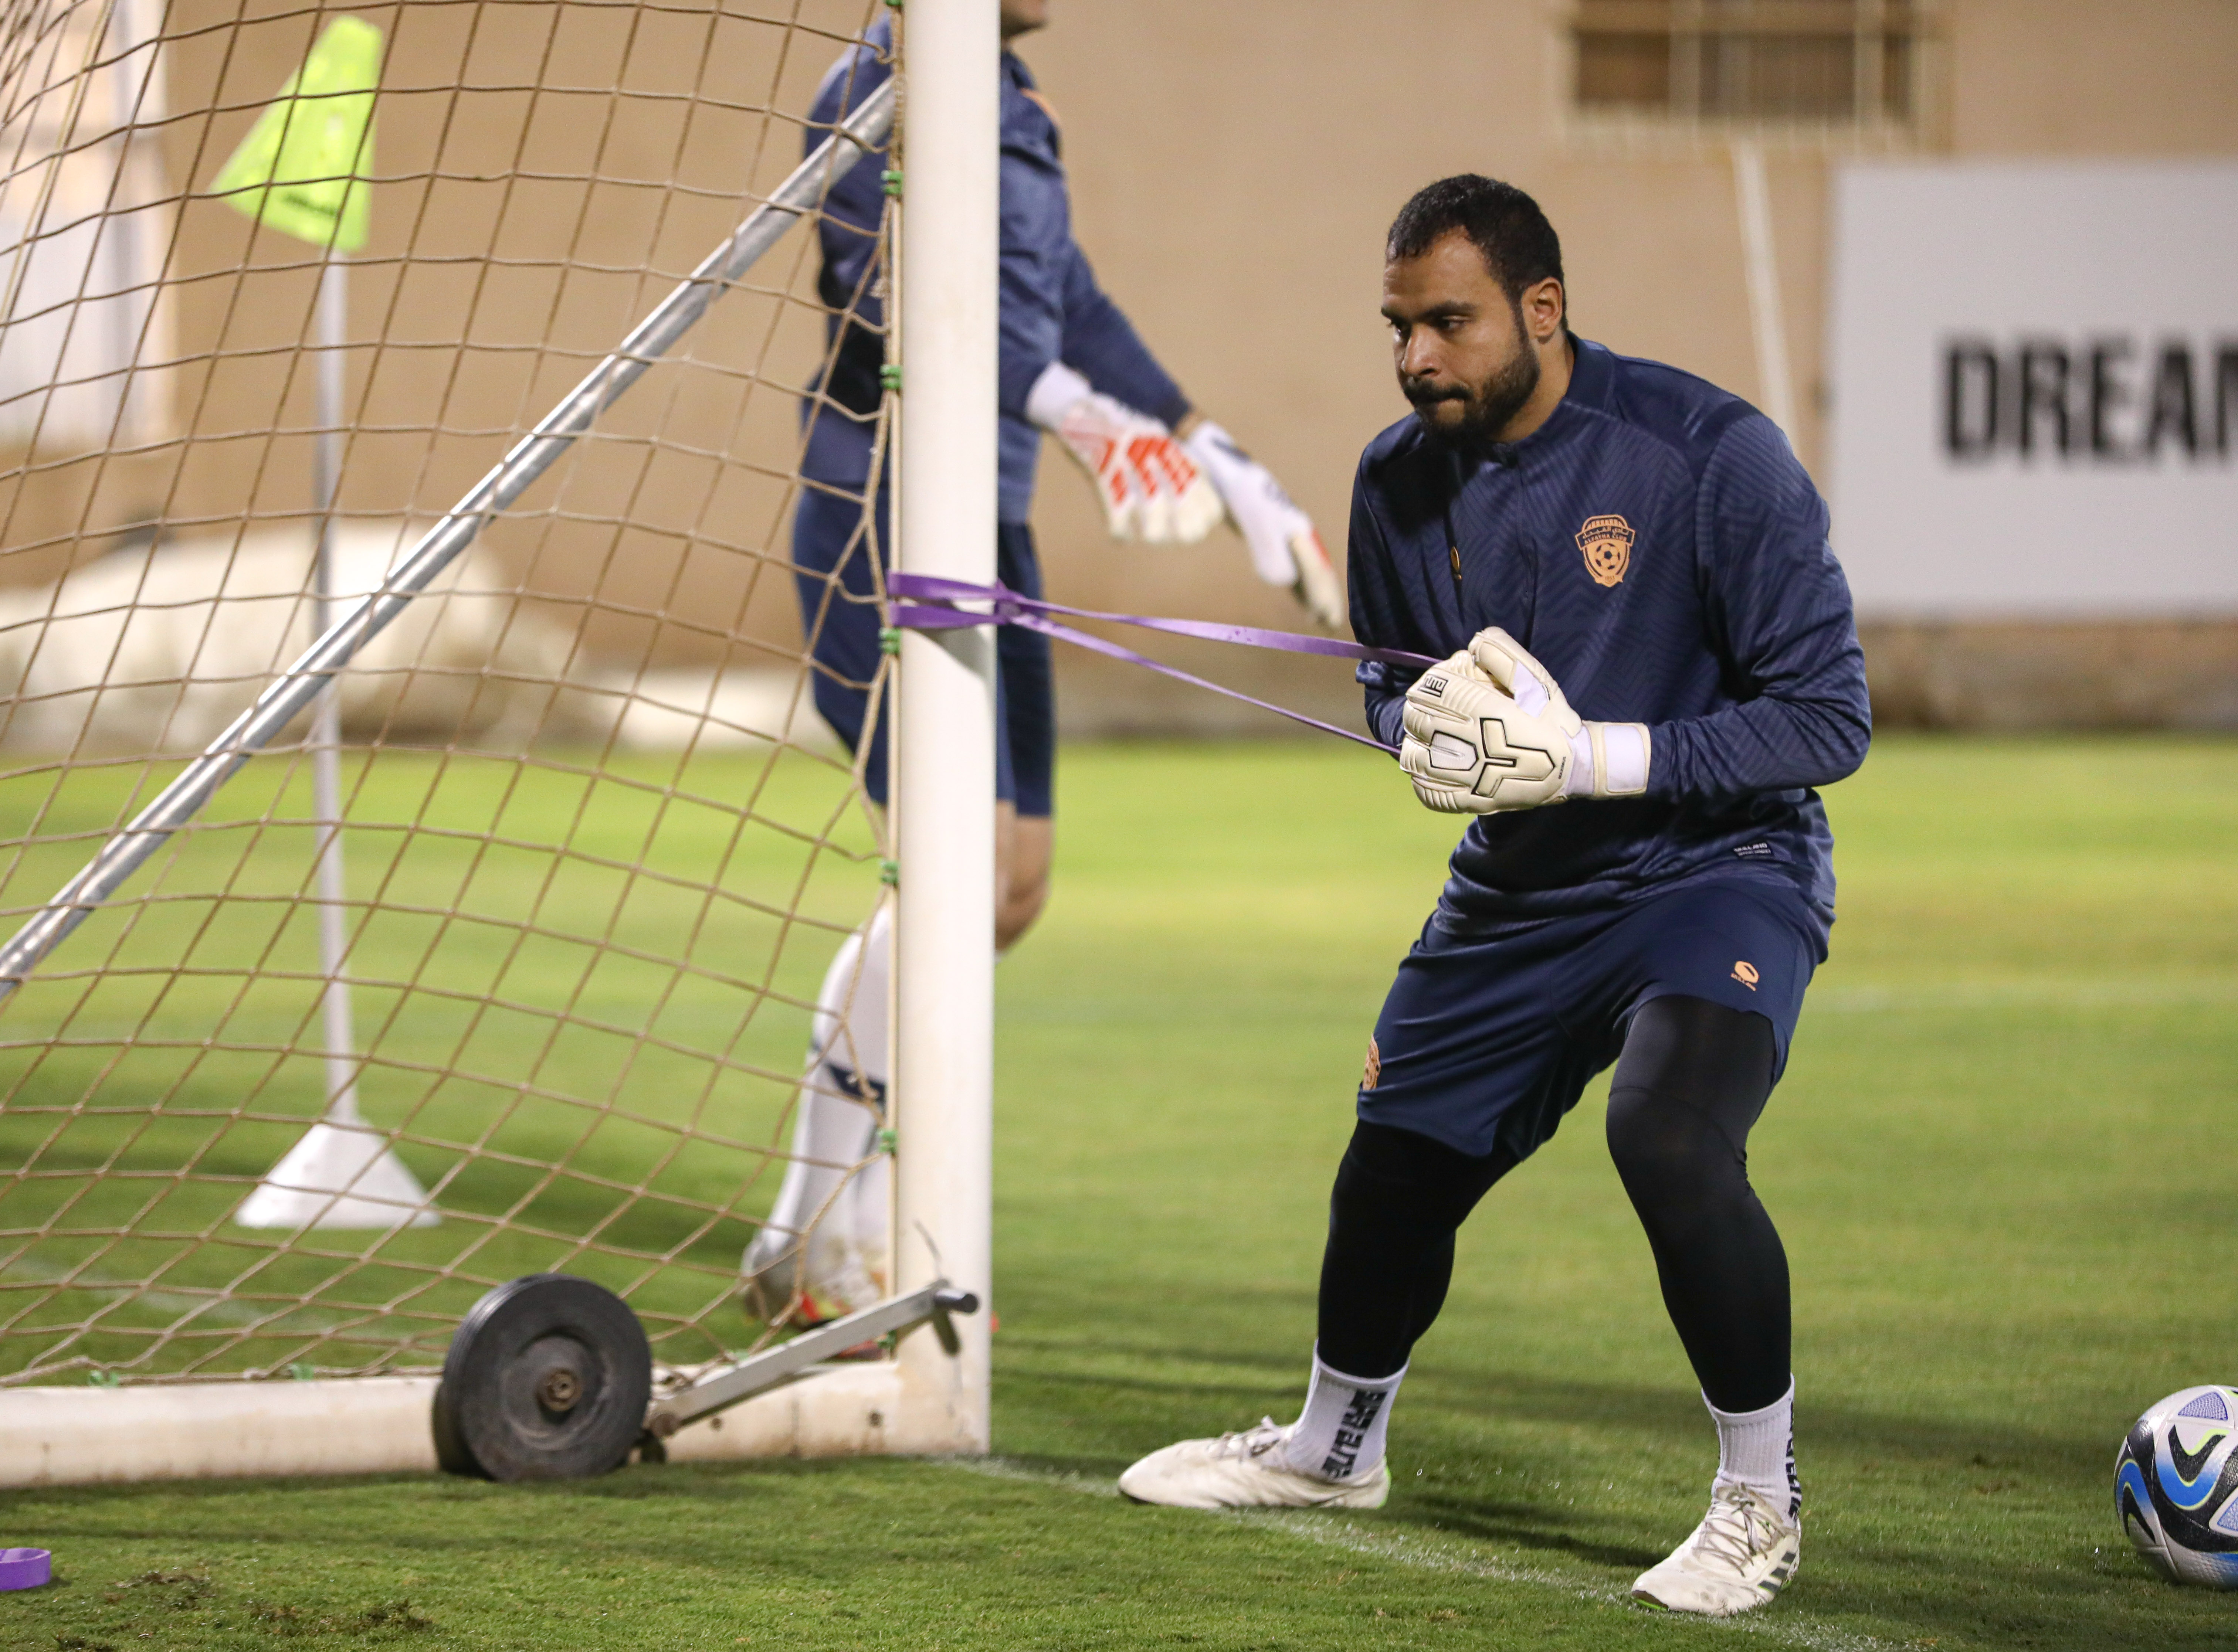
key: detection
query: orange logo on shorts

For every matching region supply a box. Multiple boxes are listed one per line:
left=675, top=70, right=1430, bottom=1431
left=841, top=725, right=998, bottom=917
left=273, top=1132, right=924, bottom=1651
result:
left=1732, top=961, right=1760, bottom=990
left=1362, top=1037, right=1382, bottom=1091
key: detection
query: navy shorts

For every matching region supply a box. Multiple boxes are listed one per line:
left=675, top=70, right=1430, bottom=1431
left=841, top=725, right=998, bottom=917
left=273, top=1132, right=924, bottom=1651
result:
left=791, top=483, right=1056, bottom=817
left=1357, top=871, right=1829, bottom=1160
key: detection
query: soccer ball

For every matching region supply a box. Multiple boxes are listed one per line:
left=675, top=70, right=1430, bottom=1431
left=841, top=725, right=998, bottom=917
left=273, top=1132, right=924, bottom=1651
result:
left=2116, top=1385, right=2238, bottom=1587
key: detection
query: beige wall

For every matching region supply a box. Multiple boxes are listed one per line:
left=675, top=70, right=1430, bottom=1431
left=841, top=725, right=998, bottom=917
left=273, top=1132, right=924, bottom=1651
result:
left=1949, top=0, right=2238, bottom=154
left=1002, top=1, right=2238, bottom=731
left=4, top=1, right=2235, bottom=726
left=0, top=0, right=874, bottom=671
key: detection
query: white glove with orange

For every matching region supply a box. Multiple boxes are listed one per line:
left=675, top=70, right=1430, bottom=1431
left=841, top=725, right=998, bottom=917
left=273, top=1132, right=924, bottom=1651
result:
left=1398, top=628, right=1651, bottom=814
left=1028, top=362, right=1223, bottom=545
left=1181, top=422, right=1345, bottom=631
left=1027, top=363, right=1344, bottom=631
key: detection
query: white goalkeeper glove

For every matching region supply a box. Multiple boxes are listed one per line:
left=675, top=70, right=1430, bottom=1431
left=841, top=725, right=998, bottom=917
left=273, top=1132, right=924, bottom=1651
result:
left=1180, top=421, right=1345, bottom=632
left=1398, top=628, right=1651, bottom=814
left=1027, top=361, right=1223, bottom=544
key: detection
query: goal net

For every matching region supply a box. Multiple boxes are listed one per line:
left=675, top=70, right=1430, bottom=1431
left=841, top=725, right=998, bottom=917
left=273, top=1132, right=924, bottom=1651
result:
left=0, top=0, right=920, bottom=1437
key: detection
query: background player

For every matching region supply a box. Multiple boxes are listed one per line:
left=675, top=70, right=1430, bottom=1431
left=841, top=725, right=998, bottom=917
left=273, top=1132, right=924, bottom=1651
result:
left=1116, top=175, right=1871, bottom=1619
left=742, top=0, right=1342, bottom=1323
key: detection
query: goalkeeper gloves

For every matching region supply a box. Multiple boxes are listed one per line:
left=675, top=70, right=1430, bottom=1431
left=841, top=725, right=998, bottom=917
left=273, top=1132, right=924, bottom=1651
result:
left=1027, top=361, right=1223, bottom=544
left=1181, top=421, right=1345, bottom=632
left=1398, top=628, right=1651, bottom=814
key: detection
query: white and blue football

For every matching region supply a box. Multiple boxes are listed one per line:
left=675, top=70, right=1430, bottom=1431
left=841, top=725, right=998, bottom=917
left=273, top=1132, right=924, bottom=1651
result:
left=2116, top=1385, right=2238, bottom=1587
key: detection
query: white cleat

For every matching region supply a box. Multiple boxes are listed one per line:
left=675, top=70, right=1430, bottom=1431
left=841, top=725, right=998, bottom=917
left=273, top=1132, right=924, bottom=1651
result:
left=1631, top=1482, right=1801, bottom=1616
left=1118, top=1418, right=1391, bottom=1510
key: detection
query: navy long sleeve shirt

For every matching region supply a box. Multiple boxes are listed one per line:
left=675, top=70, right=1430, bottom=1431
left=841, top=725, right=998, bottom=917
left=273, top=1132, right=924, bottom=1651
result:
left=800, top=22, right=1190, bottom=523
left=1351, top=339, right=1871, bottom=930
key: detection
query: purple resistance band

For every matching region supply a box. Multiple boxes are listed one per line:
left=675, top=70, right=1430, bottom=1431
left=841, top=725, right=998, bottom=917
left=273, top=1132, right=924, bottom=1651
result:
left=884, top=572, right=1441, bottom=753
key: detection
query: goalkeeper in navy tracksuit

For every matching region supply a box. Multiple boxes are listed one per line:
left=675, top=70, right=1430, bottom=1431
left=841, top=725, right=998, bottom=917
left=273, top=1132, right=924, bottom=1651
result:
left=1120, top=176, right=1871, bottom=1621
left=745, top=0, right=1340, bottom=1326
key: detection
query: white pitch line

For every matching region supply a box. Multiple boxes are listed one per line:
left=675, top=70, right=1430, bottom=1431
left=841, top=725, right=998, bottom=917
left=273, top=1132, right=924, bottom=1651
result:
left=940, top=1456, right=1900, bottom=1652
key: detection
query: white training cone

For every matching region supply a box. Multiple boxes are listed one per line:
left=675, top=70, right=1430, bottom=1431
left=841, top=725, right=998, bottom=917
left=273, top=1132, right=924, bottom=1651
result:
left=235, top=1104, right=437, bottom=1229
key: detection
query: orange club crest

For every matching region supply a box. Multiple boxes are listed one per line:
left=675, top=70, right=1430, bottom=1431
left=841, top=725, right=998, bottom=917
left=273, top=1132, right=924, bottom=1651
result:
left=1576, top=513, right=1635, bottom=588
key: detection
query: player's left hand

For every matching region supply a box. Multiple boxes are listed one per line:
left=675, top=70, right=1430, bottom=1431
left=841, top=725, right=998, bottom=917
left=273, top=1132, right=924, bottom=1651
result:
left=1181, top=422, right=1345, bottom=631
left=1398, top=629, right=1651, bottom=813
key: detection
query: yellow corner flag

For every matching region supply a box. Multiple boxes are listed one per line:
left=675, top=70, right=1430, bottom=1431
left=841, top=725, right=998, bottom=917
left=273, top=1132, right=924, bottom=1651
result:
left=212, top=16, right=383, bottom=252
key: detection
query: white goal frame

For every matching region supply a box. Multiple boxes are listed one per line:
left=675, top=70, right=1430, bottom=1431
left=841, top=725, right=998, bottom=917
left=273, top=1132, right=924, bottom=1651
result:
left=890, top=0, right=999, bottom=1459
left=0, top=1, right=998, bottom=1485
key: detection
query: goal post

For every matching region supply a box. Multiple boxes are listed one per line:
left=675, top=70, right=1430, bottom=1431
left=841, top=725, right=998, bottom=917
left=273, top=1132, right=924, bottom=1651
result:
left=891, top=0, right=1000, bottom=1459
left=0, top=0, right=995, bottom=1484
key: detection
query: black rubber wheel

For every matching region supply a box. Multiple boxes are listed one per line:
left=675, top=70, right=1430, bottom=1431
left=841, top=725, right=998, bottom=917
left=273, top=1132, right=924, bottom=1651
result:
left=431, top=1274, right=652, bottom=1482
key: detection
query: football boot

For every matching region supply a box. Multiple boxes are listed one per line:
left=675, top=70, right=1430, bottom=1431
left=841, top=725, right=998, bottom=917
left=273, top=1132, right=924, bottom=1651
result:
left=1119, top=1418, right=1391, bottom=1510
left=1631, top=1481, right=1800, bottom=1615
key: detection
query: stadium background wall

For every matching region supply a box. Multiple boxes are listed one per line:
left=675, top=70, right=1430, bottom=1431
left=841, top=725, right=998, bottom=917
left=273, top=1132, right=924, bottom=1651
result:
left=0, top=0, right=845, bottom=680
left=1, top=0, right=2233, bottom=734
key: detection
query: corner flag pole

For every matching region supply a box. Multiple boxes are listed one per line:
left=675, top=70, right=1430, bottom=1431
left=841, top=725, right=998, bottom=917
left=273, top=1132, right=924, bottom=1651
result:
left=0, top=75, right=897, bottom=1007
left=306, top=253, right=359, bottom=1133
left=209, top=17, right=384, bottom=1140
left=206, top=17, right=437, bottom=1227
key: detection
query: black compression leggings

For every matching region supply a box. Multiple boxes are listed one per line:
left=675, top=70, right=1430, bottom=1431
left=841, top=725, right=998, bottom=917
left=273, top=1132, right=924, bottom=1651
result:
left=1316, top=995, right=1790, bottom=1413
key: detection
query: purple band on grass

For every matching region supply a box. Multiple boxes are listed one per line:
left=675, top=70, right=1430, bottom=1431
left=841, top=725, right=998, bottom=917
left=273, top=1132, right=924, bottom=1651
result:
left=885, top=573, right=1440, bottom=753
left=0, top=1548, right=51, bottom=1591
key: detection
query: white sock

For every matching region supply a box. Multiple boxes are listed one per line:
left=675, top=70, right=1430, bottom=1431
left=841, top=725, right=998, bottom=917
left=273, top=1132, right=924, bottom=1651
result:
left=1284, top=1348, right=1405, bottom=1483
left=1707, top=1380, right=1798, bottom=1520
left=742, top=905, right=892, bottom=1311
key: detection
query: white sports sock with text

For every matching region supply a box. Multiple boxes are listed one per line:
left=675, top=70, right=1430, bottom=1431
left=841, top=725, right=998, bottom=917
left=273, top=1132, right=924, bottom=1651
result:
left=1284, top=1348, right=1405, bottom=1483
left=1707, top=1380, right=1798, bottom=1519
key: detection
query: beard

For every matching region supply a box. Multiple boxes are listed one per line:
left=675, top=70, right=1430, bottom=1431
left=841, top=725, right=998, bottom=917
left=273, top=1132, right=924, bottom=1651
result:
left=1402, top=312, right=1542, bottom=452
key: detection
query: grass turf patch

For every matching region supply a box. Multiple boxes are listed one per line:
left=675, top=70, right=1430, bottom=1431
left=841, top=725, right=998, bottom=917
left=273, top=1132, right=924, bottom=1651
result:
left=3, top=734, right=2234, bottom=1649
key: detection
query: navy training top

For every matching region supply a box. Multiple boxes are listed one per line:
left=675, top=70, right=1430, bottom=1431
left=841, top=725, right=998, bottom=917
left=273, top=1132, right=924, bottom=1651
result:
left=1350, top=338, right=1872, bottom=931
left=799, top=21, right=1191, bottom=523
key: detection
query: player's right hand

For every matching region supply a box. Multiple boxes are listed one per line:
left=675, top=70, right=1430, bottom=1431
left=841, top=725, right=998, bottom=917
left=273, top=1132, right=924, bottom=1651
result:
left=1466, top=628, right=1651, bottom=801
left=1026, top=362, right=1222, bottom=544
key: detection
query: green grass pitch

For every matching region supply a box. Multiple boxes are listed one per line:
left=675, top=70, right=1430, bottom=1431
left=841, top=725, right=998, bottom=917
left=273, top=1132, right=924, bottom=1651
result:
left=3, top=734, right=2233, bottom=1649
left=0, top=741, right=884, bottom=1381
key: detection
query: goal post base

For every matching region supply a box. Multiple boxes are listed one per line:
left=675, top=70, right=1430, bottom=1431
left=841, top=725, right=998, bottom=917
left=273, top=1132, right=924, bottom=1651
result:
left=0, top=1361, right=974, bottom=1489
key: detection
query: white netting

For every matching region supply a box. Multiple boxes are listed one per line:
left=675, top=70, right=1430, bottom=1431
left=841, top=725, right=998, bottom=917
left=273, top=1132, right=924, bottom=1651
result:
left=0, top=0, right=898, bottom=1385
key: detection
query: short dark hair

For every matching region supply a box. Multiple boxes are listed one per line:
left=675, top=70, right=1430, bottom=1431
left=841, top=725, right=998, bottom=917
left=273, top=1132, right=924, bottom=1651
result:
left=1386, top=174, right=1566, bottom=306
